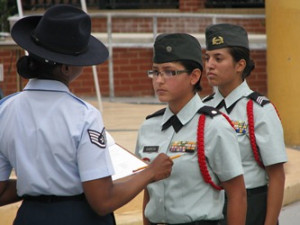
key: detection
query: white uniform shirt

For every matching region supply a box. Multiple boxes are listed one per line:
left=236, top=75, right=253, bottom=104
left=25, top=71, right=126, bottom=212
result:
left=203, top=81, right=287, bottom=188
left=0, top=79, right=114, bottom=196
left=135, top=94, right=243, bottom=224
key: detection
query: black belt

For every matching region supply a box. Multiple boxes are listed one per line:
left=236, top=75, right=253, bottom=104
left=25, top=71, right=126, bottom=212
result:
left=22, top=194, right=85, bottom=203
left=151, top=220, right=219, bottom=225
left=246, top=185, right=268, bottom=196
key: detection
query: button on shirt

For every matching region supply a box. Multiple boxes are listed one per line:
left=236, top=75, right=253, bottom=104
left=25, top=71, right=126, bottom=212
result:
left=204, top=81, right=287, bottom=188
left=135, top=94, right=243, bottom=224
left=0, top=79, right=114, bottom=196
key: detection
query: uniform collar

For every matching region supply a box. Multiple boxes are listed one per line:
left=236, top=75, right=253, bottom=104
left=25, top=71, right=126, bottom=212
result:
left=24, top=79, right=70, bottom=93
left=215, top=80, right=252, bottom=109
left=162, top=94, right=204, bottom=128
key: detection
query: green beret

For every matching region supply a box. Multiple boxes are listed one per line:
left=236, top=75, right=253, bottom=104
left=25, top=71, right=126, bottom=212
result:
left=205, top=23, right=249, bottom=50
left=153, top=33, right=203, bottom=69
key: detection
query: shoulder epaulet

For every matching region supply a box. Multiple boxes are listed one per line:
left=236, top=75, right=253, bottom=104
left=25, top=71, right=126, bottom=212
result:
left=146, top=108, right=166, bottom=120
left=197, top=106, right=220, bottom=118
left=202, top=93, right=215, bottom=103
left=247, top=92, right=270, bottom=106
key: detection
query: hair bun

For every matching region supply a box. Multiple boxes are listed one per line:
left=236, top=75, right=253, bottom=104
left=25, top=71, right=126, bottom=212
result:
left=17, top=55, right=38, bottom=79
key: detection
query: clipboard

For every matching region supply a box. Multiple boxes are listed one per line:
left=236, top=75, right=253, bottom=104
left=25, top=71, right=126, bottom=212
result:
left=106, top=132, right=147, bottom=180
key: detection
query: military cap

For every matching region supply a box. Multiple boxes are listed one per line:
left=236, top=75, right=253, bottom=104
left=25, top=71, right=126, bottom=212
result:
left=205, top=23, right=249, bottom=50
left=153, top=33, right=203, bottom=69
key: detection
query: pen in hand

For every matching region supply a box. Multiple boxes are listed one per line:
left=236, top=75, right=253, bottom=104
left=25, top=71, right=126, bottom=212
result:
left=133, top=154, right=182, bottom=173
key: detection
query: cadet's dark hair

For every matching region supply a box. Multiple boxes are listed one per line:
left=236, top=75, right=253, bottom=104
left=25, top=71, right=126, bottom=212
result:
left=178, top=60, right=203, bottom=92
left=17, top=54, right=61, bottom=79
left=229, top=47, right=255, bottom=80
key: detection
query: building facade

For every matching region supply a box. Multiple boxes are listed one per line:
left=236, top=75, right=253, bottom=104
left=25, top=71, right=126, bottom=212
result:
left=0, top=0, right=266, bottom=98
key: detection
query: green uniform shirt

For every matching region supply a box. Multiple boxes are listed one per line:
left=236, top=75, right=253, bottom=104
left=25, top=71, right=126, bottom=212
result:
left=135, top=94, right=243, bottom=224
left=204, top=81, right=287, bottom=189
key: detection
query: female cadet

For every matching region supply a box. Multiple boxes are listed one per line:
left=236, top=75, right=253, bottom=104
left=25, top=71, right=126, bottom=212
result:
left=203, top=23, right=287, bottom=225
left=135, top=33, right=247, bottom=225
left=0, top=5, right=173, bottom=225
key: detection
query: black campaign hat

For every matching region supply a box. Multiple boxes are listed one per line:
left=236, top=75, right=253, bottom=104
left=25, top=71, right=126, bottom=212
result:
left=11, top=4, right=108, bottom=66
left=153, top=33, right=203, bottom=69
left=205, top=23, right=249, bottom=50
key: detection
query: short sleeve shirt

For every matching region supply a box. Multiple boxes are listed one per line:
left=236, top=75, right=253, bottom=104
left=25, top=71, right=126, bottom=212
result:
left=0, top=79, right=114, bottom=196
left=203, top=81, right=287, bottom=188
left=135, top=94, right=243, bottom=224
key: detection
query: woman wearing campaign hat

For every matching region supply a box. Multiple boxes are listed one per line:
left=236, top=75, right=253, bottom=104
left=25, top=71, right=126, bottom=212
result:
left=135, top=33, right=247, bottom=225
left=0, top=4, right=174, bottom=225
left=203, top=23, right=287, bottom=225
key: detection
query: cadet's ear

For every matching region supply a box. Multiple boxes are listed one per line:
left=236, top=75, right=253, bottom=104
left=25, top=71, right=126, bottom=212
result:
left=236, top=59, right=246, bottom=73
left=190, top=68, right=201, bottom=86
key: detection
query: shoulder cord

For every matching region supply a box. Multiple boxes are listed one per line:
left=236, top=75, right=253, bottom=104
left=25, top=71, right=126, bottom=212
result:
left=246, top=100, right=265, bottom=168
left=220, top=112, right=235, bottom=129
left=197, top=114, right=223, bottom=190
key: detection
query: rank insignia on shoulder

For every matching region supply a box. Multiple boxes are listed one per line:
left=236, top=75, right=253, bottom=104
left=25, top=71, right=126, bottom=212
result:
left=88, top=128, right=106, bottom=149
left=169, top=141, right=196, bottom=153
left=247, top=92, right=270, bottom=106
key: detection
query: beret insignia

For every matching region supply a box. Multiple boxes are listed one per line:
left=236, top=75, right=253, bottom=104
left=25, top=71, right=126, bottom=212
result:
left=212, top=36, right=224, bottom=45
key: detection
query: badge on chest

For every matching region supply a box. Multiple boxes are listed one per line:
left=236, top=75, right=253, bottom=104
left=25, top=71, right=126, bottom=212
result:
left=143, top=146, right=159, bottom=153
left=232, top=120, right=248, bottom=134
left=169, top=141, right=197, bottom=153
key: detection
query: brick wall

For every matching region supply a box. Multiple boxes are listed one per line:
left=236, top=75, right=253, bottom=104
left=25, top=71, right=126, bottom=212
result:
left=0, top=4, right=267, bottom=98
left=0, top=44, right=267, bottom=99
left=70, top=48, right=267, bottom=98
left=179, top=0, right=206, bottom=12
left=91, top=17, right=265, bottom=34
left=0, top=49, right=20, bottom=96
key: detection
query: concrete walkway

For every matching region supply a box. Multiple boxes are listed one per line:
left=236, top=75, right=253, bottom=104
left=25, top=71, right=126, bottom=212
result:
left=1, top=97, right=299, bottom=225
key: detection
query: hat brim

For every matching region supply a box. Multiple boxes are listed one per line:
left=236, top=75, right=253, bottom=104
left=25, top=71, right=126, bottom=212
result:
left=11, top=16, right=109, bottom=66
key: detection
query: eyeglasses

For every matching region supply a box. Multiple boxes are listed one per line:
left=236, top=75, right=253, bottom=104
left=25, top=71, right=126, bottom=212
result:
left=147, top=70, right=190, bottom=79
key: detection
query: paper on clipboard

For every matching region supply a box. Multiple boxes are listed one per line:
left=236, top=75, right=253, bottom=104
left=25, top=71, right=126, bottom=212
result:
left=106, top=132, right=147, bottom=180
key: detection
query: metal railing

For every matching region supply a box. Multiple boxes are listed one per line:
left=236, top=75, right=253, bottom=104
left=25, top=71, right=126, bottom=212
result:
left=88, top=12, right=265, bottom=97
left=6, top=11, right=265, bottom=98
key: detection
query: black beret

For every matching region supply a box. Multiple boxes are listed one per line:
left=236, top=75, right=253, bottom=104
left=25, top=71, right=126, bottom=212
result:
left=153, top=33, right=202, bottom=69
left=205, top=23, right=249, bottom=50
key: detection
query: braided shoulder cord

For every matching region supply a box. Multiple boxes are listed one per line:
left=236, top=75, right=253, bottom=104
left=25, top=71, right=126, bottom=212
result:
left=220, top=112, right=235, bottom=129
left=197, top=114, right=223, bottom=190
left=246, top=100, right=264, bottom=168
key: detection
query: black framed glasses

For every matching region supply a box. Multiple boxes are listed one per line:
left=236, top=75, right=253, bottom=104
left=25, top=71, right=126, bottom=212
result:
left=147, top=70, right=190, bottom=79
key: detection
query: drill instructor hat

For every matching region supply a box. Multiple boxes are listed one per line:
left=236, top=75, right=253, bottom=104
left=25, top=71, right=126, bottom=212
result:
left=11, top=4, right=108, bottom=66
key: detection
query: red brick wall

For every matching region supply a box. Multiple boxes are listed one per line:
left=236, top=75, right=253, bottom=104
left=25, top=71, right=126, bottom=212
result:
left=0, top=7, right=267, bottom=98
left=0, top=49, right=21, bottom=96
left=246, top=50, right=267, bottom=94
left=179, top=0, right=205, bottom=12
left=0, top=47, right=267, bottom=98
left=70, top=49, right=267, bottom=98
left=91, top=17, right=265, bottom=34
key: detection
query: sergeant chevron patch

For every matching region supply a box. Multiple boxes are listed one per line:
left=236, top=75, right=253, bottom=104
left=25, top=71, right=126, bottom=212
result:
left=88, top=128, right=106, bottom=148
